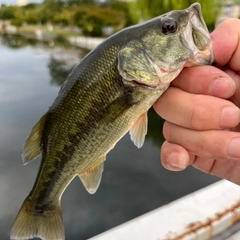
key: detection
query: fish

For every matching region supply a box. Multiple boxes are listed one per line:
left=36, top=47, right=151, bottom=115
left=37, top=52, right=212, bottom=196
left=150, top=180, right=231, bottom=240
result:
left=10, top=3, right=214, bottom=240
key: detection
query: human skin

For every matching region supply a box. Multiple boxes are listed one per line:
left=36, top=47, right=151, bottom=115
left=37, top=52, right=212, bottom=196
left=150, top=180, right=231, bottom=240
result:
left=153, top=18, right=240, bottom=185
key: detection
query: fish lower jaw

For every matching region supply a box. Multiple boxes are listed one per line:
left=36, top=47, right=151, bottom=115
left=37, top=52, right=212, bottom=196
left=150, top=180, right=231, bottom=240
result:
left=185, top=46, right=214, bottom=67
left=124, top=75, right=160, bottom=89
left=132, top=80, right=154, bottom=88
left=126, top=67, right=185, bottom=90
left=156, top=68, right=184, bottom=87
left=191, top=35, right=214, bottom=65
left=121, top=71, right=160, bottom=89
left=195, top=47, right=214, bottom=65
left=131, top=78, right=171, bottom=90
left=126, top=69, right=182, bottom=90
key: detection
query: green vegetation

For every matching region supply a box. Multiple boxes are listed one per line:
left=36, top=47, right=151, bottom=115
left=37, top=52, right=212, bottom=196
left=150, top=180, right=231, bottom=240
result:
left=128, top=0, right=224, bottom=31
left=0, top=5, right=18, bottom=20
left=73, top=6, right=126, bottom=36
left=0, top=1, right=129, bottom=36
left=0, top=0, right=223, bottom=36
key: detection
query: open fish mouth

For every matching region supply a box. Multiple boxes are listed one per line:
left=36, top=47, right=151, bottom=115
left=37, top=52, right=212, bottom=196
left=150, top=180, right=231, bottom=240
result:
left=192, top=16, right=209, bottom=51
left=183, top=3, right=214, bottom=65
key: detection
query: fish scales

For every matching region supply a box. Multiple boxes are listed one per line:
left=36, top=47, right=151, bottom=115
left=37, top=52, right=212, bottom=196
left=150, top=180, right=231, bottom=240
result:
left=28, top=42, right=148, bottom=210
left=11, top=3, right=214, bottom=240
left=32, top=50, right=126, bottom=204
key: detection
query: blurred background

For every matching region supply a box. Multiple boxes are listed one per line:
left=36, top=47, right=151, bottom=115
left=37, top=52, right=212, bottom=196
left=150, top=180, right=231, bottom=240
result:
left=0, top=0, right=239, bottom=37
left=0, top=0, right=239, bottom=239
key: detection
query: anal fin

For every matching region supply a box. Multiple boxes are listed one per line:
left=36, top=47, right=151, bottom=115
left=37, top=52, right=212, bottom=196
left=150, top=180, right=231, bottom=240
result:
left=129, top=112, right=148, bottom=148
left=78, top=156, right=105, bottom=194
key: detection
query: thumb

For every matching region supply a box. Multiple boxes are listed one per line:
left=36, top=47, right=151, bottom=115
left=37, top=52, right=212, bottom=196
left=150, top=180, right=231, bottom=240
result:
left=211, top=18, right=240, bottom=71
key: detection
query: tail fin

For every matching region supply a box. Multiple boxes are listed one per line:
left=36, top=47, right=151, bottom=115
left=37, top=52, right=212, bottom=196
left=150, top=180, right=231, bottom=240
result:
left=10, top=198, right=64, bottom=240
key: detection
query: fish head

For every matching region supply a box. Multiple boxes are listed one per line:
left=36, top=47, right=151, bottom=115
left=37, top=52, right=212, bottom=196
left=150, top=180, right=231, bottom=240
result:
left=118, top=3, right=214, bottom=89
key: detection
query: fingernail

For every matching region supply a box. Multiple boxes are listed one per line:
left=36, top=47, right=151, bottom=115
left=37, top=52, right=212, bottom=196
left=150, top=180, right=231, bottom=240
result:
left=167, top=152, right=187, bottom=171
left=220, top=106, right=240, bottom=128
left=212, top=79, right=235, bottom=97
left=227, top=138, right=240, bottom=158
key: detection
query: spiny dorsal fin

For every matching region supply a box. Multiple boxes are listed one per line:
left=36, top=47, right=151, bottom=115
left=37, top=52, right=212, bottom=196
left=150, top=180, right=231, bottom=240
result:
left=78, top=156, right=105, bottom=194
left=22, top=113, right=48, bottom=165
left=129, top=112, right=148, bottom=148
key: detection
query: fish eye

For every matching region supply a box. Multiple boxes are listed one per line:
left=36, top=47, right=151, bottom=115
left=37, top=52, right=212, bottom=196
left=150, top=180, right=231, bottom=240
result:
left=162, top=19, right=177, bottom=34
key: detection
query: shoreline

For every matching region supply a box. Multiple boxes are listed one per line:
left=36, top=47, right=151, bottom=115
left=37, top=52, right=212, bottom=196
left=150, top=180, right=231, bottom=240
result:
left=0, top=21, right=104, bottom=50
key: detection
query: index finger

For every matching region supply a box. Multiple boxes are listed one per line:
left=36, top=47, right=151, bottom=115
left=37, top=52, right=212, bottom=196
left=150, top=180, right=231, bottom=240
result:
left=171, top=65, right=235, bottom=98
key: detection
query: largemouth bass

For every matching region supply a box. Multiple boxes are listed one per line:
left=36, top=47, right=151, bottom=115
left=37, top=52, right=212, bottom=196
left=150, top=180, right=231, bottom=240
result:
left=11, top=3, right=213, bottom=240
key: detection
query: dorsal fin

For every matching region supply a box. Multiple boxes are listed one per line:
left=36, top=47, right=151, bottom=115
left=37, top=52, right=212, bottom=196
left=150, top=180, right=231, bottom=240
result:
left=129, top=112, right=148, bottom=148
left=22, top=113, right=48, bottom=165
left=78, top=156, right=105, bottom=194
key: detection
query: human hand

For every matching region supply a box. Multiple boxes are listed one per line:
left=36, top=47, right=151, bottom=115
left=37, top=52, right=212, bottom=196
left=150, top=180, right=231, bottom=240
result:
left=153, top=18, right=240, bottom=184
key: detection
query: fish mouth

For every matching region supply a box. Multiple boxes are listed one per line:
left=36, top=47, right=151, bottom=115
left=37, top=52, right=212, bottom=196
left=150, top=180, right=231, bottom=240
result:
left=120, top=53, right=167, bottom=90
left=121, top=74, right=160, bottom=90
left=125, top=55, right=176, bottom=90
left=183, top=3, right=214, bottom=65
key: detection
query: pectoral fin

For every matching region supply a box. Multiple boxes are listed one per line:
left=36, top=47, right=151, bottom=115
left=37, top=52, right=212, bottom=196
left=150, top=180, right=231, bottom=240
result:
left=78, top=156, right=105, bottom=194
left=129, top=112, right=148, bottom=148
left=22, top=113, right=48, bottom=165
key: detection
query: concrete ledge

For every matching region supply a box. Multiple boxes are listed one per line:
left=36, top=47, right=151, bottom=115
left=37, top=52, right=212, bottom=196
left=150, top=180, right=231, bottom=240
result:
left=89, top=180, right=240, bottom=240
left=68, top=36, right=104, bottom=50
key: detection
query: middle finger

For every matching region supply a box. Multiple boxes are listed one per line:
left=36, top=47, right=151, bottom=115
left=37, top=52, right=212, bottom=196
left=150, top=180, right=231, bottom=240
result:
left=163, top=121, right=240, bottom=161
left=154, top=87, right=240, bottom=130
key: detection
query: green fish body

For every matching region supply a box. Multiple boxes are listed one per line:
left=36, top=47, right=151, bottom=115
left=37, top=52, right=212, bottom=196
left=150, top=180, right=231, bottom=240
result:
left=11, top=3, right=213, bottom=240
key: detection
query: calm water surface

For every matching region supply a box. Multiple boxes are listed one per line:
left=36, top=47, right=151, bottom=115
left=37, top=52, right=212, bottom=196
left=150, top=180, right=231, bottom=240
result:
left=0, top=35, right=219, bottom=240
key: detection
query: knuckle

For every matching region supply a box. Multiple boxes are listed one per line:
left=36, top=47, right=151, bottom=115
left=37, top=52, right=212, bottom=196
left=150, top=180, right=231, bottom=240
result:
left=198, top=132, right=213, bottom=156
left=198, top=130, right=226, bottom=159
left=187, top=95, right=219, bottom=130
left=162, top=121, right=171, bottom=140
left=160, top=141, right=169, bottom=167
left=188, top=96, right=204, bottom=130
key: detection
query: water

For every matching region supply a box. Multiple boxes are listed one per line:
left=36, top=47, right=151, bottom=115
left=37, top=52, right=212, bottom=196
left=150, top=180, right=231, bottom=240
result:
left=0, top=35, right=219, bottom=240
